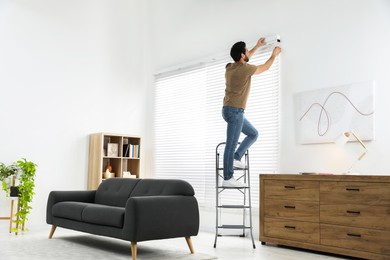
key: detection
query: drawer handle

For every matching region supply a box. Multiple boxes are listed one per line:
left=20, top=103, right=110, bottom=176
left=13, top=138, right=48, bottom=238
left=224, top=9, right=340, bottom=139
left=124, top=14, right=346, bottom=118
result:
left=346, top=188, right=360, bottom=192
left=284, top=205, right=296, bottom=209
left=284, top=225, right=296, bottom=229
left=346, top=210, right=361, bottom=215
left=284, top=185, right=296, bottom=189
left=347, top=233, right=362, bottom=238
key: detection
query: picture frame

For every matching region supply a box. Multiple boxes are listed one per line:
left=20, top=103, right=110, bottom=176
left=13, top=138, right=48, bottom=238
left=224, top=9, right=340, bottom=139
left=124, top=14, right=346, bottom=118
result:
left=107, top=143, right=119, bottom=157
left=295, top=81, right=375, bottom=144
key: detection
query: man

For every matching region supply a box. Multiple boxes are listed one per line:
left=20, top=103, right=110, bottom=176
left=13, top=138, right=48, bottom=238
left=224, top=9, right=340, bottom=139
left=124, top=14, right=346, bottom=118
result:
left=222, top=37, right=281, bottom=187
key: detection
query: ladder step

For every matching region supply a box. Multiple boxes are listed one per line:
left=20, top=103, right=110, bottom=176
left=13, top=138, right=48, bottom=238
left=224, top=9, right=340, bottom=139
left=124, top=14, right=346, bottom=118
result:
left=217, top=186, right=250, bottom=189
left=218, top=205, right=250, bottom=209
left=218, top=225, right=252, bottom=229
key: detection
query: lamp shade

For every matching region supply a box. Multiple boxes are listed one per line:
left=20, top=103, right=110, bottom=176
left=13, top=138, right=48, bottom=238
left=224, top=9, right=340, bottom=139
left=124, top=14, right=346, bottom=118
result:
left=334, top=132, right=350, bottom=146
left=333, top=131, right=368, bottom=173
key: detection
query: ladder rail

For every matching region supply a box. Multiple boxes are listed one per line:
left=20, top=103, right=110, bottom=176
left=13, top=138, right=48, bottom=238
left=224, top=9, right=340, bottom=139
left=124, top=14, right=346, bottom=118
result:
left=214, top=143, right=221, bottom=248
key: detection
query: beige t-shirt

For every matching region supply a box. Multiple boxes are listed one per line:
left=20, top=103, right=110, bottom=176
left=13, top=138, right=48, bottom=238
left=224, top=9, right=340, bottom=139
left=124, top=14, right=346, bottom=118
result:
left=223, top=62, right=257, bottom=110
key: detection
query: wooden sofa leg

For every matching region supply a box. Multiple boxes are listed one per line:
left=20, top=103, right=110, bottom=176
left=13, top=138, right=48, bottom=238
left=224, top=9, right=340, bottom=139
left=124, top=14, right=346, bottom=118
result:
left=185, top=236, right=194, bottom=254
left=131, top=242, right=137, bottom=260
left=48, top=225, right=57, bottom=239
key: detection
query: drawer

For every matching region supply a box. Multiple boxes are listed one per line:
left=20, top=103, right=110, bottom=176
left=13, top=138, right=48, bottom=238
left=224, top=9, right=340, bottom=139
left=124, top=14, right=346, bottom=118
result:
left=321, top=204, right=390, bottom=231
left=320, top=182, right=390, bottom=206
left=264, top=217, right=319, bottom=244
left=321, top=224, right=390, bottom=256
left=264, top=180, right=319, bottom=201
left=265, top=199, right=319, bottom=222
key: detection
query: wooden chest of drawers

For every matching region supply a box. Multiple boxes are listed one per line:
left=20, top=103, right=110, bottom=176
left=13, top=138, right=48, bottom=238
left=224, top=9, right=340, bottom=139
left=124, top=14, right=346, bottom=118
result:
left=260, top=174, right=390, bottom=260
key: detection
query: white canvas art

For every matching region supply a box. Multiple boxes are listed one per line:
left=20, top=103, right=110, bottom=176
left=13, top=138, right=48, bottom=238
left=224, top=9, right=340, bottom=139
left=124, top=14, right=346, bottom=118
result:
left=295, top=81, right=375, bottom=144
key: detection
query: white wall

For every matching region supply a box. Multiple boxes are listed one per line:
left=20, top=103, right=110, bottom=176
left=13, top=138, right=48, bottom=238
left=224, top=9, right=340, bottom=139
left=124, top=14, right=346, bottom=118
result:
left=147, top=0, right=390, bottom=175
left=0, top=0, right=150, bottom=227
left=146, top=0, right=390, bottom=234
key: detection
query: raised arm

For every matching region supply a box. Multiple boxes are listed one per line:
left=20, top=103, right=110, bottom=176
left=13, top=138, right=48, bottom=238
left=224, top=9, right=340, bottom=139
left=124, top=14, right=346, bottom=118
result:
left=247, top=37, right=266, bottom=59
left=254, top=46, right=282, bottom=75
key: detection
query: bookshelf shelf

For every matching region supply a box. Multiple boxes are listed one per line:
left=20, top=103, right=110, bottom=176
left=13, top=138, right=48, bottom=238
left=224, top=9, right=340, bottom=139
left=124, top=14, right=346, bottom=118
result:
left=88, top=133, right=141, bottom=190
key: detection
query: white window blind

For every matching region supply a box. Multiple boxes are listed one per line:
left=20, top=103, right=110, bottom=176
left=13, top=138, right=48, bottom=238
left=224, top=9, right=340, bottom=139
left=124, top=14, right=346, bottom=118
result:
left=154, top=50, right=280, bottom=208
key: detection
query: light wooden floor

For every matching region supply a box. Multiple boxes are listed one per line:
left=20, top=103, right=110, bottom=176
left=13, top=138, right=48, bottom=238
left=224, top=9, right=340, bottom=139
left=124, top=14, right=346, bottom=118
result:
left=183, top=231, right=354, bottom=260
left=0, top=223, right=355, bottom=260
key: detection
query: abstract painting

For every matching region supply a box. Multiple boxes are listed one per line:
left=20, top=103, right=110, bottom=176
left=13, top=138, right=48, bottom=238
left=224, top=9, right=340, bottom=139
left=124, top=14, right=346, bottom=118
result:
left=295, top=81, right=375, bottom=144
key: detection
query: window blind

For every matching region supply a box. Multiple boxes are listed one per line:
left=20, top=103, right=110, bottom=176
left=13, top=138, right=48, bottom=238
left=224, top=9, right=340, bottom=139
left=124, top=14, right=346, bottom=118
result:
left=154, top=50, right=280, bottom=208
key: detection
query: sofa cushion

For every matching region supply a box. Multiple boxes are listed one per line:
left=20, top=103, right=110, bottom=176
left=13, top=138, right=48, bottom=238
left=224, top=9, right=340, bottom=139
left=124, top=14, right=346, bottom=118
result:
left=52, top=202, right=90, bottom=221
left=52, top=201, right=125, bottom=228
left=95, top=178, right=141, bottom=207
left=82, top=204, right=125, bottom=228
left=130, top=179, right=195, bottom=197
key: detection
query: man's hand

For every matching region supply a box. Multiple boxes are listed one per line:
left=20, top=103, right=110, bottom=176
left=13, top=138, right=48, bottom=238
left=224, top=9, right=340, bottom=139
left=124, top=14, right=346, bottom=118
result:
left=272, top=46, right=282, bottom=57
left=256, top=37, right=266, bottom=48
left=248, top=37, right=266, bottom=58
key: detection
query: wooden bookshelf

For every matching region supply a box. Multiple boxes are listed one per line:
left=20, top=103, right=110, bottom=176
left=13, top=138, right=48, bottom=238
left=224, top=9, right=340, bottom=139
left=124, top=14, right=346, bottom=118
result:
left=88, top=133, right=140, bottom=190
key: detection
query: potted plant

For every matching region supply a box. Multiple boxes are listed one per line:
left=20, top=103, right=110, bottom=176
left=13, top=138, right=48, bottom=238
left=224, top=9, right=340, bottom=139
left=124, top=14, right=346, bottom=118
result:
left=0, top=158, right=37, bottom=232
left=0, top=162, right=18, bottom=196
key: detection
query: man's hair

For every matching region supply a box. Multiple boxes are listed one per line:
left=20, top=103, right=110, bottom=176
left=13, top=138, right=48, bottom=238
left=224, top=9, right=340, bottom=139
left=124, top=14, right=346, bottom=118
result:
left=230, top=41, right=246, bottom=62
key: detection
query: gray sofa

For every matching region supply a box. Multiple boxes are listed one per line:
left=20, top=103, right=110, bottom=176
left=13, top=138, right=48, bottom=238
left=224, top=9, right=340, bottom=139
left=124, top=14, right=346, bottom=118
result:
left=46, top=178, right=199, bottom=260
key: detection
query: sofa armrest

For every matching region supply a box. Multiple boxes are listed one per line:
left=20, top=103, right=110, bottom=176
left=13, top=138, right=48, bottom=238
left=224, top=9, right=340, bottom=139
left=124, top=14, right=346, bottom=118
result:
left=46, top=190, right=96, bottom=224
left=122, top=195, right=199, bottom=242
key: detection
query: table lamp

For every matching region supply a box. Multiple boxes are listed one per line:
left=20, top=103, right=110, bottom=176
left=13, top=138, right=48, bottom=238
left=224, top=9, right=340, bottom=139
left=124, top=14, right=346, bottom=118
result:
left=334, top=131, right=368, bottom=173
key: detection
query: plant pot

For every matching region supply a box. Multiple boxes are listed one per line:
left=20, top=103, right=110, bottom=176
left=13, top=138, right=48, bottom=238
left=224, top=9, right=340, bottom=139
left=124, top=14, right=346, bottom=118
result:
left=10, top=186, right=19, bottom=197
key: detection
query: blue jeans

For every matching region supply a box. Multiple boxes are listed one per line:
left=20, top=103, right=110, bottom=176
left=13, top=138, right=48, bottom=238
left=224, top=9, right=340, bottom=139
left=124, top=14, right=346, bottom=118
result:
left=222, top=106, right=258, bottom=180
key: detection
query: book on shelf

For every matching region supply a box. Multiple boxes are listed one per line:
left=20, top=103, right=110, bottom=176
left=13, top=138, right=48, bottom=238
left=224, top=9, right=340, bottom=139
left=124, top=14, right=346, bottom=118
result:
left=123, top=144, right=130, bottom=157
left=128, top=144, right=140, bottom=158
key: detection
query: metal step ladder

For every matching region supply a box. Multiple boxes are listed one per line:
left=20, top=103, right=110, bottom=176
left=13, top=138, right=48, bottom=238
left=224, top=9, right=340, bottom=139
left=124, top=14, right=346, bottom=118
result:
left=213, top=142, right=256, bottom=249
